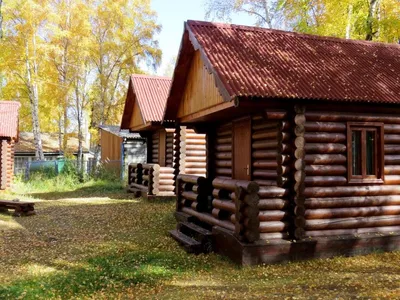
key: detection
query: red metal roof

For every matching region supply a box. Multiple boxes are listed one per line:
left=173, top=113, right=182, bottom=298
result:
left=165, top=20, right=400, bottom=119
left=131, top=74, right=171, bottom=122
left=0, top=101, right=20, bottom=139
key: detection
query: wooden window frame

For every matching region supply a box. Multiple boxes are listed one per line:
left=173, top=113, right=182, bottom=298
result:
left=347, top=122, right=384, bottom=184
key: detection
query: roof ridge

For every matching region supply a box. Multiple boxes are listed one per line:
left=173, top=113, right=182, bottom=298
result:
left=131, top=74, right=172, bottom=81
left=187, top=20, right=400, bottom=49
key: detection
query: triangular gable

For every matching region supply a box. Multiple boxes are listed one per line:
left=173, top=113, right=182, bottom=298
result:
left=177, top=50, right=225, bottom=119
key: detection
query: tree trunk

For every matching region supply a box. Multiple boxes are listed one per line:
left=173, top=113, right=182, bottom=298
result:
left=345, top=4, right=353, bottom=39
left=0, top=0, right=3, bottom=39
left=366, top=0, right=379, bottom=40
left=26, top=36, right=44, bottom=161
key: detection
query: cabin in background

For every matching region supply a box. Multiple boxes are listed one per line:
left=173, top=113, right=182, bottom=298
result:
left=0, top=101, right=20, bottom=190
left=121, top=74, right=206, bottom=198
left=99, top=125, right=146, bottom=178
left=166, top=20, right=400, bottom=264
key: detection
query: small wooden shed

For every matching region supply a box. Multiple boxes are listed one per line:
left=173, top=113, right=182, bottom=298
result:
left=0, top=101, right=20, bottom=190
left=120, top=74, right=206, bottom=198
left=99, top=125, right=146, bottom=178
left=166, top=20, right=400, bottom=264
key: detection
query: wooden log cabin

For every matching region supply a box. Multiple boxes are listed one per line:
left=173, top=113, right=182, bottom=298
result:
left=120, top=74, right=206, bottom=198
left=167, top=20, right=400, bottom=264
left=0, top=101, right=20, bottom=190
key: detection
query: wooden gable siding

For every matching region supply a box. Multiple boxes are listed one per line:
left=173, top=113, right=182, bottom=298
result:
left=100, top=130, right=122, bottom=162
left=129, top=99, right=146, bottom=130
left=177, top=51, right=225, bottom=119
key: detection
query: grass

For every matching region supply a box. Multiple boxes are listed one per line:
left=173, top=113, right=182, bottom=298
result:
left=0, top=176, right=400, bottom=299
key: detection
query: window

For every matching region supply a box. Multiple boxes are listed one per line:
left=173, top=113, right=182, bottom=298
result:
left=347, top=122, right=384, bottom=184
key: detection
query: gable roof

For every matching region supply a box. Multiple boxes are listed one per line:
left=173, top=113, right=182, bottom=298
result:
left=121, top=74, right=172, bottom=130
left=15, top=132, right=89, bottom=154
left=0, top=101, right=20, bottom=139
left=99, top=125, right=144, bottom=139
left=165, top=20, right=400, bottom=119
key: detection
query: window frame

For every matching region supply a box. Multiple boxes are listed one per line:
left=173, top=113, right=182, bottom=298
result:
left=347, top=122, right=384, bottom=184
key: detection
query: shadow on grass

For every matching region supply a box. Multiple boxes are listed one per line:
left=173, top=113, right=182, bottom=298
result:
left=0, top=249, right=212, bottom=299
left=26, top=184, right=129, bottom=200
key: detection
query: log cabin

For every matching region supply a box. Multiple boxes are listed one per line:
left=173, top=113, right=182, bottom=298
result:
left=166, top=20, right=400, bottom=264
left=0, top=101, right=20, bottom=190
left=121, top=74, right=206, bottom=198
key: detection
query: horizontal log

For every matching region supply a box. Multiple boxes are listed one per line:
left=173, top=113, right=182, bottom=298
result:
left=215, top=152, right=232, bottom=159
left=184, top=162, right=206, bottom=168
left=305, top=165, right=347, bottom=176
left=259, top=232, right=290, bottom=240
left=216, top=136, right=232, bottom=144
left=258, top=187, right=288, bottom=198
left=159, top=179, right=175, bottom=186
left=186, top=139, right=206, bottom=145
left=384, top=134, right=400, bottom=144
left=305, top=205, right=400, bottom=220
left=186, top=150, right=206, bottom=156
left=186, top=156, right=207, bottom=162
left=305, top=143, right=346, bottom=154
left=304, top=185, right=400, bottom=198
left=213, top=178, right=259, bottom=193
left=142, top=164, right=160, bottom=171
left=265, top=110, right=287, bottom=120
left=304, top=226, right=400, bottom=237
left=252, top=130, right=277, bottom=141
left=385, top=155, right=400, bottom=165
left=212, top=199, right=235, bottom=213
left=252, top=150, right=277, bottom=159
left=215, top=144, right=231, bottom=152
left=215, top=160, right=232, bottom=167
left=254, top=180, right=278, bottom=187
left=252, top=121, right=278, bottom=131
left=258, top=210, right=289, bottom=222
left=252, top=140, right=278, bottom=150
left=305, top=122, right=346, bottom=133
left=385, top=144, right=400, bottom=154
left=129, top=183, right=148, bottom=192
left=304, top=154, right=347, bottom=165
left=182, top=191, right=200, bottom=202
left=259, top=199, right=289, bottom=210
left=305, top=195, right=400, bottom=209
left=252, top=160, right=277, bottom=169
left=186, top=144, right=206, bottom=151
left=384, top=124, right=400, bottom=134
left=304, top=132, right=346, bottom=143
left=253, top=170, right=277, bottom=179
left=159, top=185, right=175, bottom=192
left=212, top=208, right=231, bottom=219
left=259, top=221, right=289, bottom=233
left=305, top=215, right=400, bottom=230
left=305, top=111, right=400, bottom=124
left=185, top=168, right=207, bottom=175
left=384, top=175, right=400, bottom=185
left=216, top=129, right=232, bottom=137
left=159, top=167, right=174, bottom=174
left=181, top=207, right=235, bottom=231
left=177, top=174, right=206, bottom=185
left=215, top=168, right=231, bottom=176
left=385, top=166, right=400, bottom=175
left=304, top=176, right=347, bottom=187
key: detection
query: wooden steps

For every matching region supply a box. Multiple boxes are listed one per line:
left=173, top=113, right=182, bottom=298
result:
left=169, top=219, right=214, bottom=254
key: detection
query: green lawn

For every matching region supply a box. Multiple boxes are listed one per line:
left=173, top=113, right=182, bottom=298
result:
left=0, top=178, right=399, bottom=299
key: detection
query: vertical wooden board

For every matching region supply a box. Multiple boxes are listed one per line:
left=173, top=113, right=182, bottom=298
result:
left=159, top=130, right=166, bottom=167
left=233, top=118, right=252, bottom=181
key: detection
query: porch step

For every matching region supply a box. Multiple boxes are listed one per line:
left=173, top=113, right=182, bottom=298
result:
left=169, top=230, right=202, bottom=254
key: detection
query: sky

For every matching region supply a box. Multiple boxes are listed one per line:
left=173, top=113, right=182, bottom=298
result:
left=148, top=0, right=256, bottom=76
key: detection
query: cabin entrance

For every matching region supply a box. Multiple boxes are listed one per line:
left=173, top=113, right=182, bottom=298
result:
left=233, top=118, right=251, bottom=181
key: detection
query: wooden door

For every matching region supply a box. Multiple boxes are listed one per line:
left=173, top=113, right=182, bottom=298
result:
left=233, top=118, right=251, bottom=180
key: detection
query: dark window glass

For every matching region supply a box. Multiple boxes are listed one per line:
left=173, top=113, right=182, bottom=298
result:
left=352, top=131, right=362, bottom=175
left=366, top=131, right=375, bottom=175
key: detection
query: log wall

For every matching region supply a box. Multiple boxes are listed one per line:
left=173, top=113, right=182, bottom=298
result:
left=150, top=132, right=160, bottom=164
left=0, top=139, right=14, bottom=190
left=214, top=122, right=232, bottom=179
left=179, top=127, right=207, bottom=177
left=301, top=110, right=400, bottom=238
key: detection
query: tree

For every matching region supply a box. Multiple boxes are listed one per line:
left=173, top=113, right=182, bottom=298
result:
left=88, top=0, right=161, bottom=164
left=204, top=0, right=285, bottom=28
left=0, top=0, right=3, bottom=39
left=1, top=0, right=51, bottom=160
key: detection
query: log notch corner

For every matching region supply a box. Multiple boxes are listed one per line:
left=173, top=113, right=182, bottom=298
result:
left=294, top=105, right=307, bottom=239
